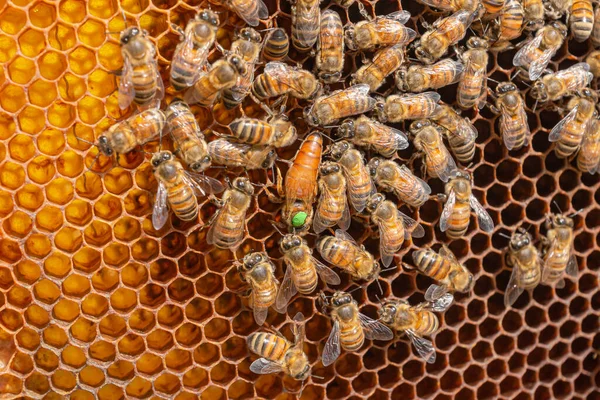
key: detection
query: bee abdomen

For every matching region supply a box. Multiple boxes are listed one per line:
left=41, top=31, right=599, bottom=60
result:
left=340, top=323, right=365, bottom=351
left=168, top=183, right=198, bottom=222
left=448, top=134, right=476, bottom=163
left=414, top=310, right=439, bottom=336
left=458, top=73, right=484, bottom=109
left=254, top=286, right=277, bottom=308
left=133, top=65, right=159, bottom=104
left=247, top=332, right=290, bottom=361
left=212, top=215, right=244, bottom=248
left=264, top=28, right=290, bottom=61
left=170, top=60, right=196, bottom=91
left=294, top=266, right=319, bottom=294
left=230, top=119, right=271, bottom=145
left=413, top=249, right=449, bottom=281
left=570, top=0, right=594, bottom=41
left=555, top=133, right=584, bottom=158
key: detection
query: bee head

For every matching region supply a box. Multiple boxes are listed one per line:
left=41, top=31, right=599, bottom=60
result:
left=239, top=28, right=261, bottom=43
left=281, top=234, right=303, bottom=251
left=466, top=36, right=488, bottom=49
left=551, top=21, right=568, bottom=37
left=151, top=151, right=172, bottom=168
left=288, top=357, right=310, bottom=381
left=414, top=46, right=434, bottom=65
left=496, top=82, right=516, bottom=95
left=377, top=301, right=397, bottom=324
left=410, top=119, right=430, bottom=133
left=343, top=26, right=357, bottom=51
left=190, top=155, right=211, bottom=173
left=233, top=177, right=254, bottom=195
left=303, top=107, right=319, bottom=127
left=394, top=67, right=409, bottom=91
left=530, top=81, right=548, bottom=102
left=97, top=136, right=113, bottom=156
left=337, top=119, right=355, bottom=138
left=242, top=252, right=264, bottom=269
left=452, top=169, right=471, bottom=181
left=120, top=27, right=140, bottom=45
left=228, top=55, right=247, bottom=75
left=261, top=149, right=277, bottom=169
left=366, top=193, right=385, bottom=213
left=331, top=291, right=353, bottom=307
left=319, top=161, right=340, bottom=176
left=509, top=230, right=531, bottom=251
left=548, top=213, right=573, bottom=229
left=199, top=10, right=219, bottom=26
left=367, top=157, right=381, bottom=176
left=327, top=141, right=351, bottom=160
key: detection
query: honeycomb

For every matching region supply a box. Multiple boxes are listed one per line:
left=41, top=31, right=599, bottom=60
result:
left=0, top=0, right=599, bottom=399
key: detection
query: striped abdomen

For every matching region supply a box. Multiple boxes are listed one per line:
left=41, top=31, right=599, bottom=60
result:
left=447, top=132, right=476, bottom=163
left=229, top=118, right=274, bottom=145
left=251, top=268, right=278, bottom=309
left=356, top=45, right=403, bottom=91
left=263, top=28, right=290, bottom=61
left=167, top=103, right=198, bottom=143
left=570, top=0, right=594, bottom=42
left=292, top=260, right=319, bottom=294
left=424, top=143, right=453, bottom=180
left=167, top=179, right=198, bottom=222
left=316, top=180, right=346, bottom=229
left=340, top=150, right=374, bottom=212
left=252, top=73, right=285, bottom=100
left=500, top=104, right=528, bottom=150
left=339, top=318, right=364, bottom=351
left=286, top=133, right=322, bottom=202
left=292, top=0, right=320, bottom=51
left=170, top=56, right=197, bottom=91
left=482, top=0, right=506, bottom=13
left=378, top=215, right=405, bottom=254
left=421, top=60, right=463, bottom=89
left=518, top=261, right=542, bottom=289
left=498, top=0, right=524, bottom=41
left=109, top=108, right=165, bottom=153
left=413, top=310, right=439, bottom=337
left=132, top=63, right=160, bottom=105
left=457, top=52, right=487, bottom=109
left=413, top=249, right=452, bottom=282
left=247, top=332, right=290, bottom=362
left=388, top=95, right=438, bottom=121
left=555, top=127, right=585, bottom=158
left=317, top=10, right=344, bottom=82
left=317, top=236, right=356, bottom=270
left=210, top=202, right=247, bottom=248
left=446, top=202, right=470, bottom=239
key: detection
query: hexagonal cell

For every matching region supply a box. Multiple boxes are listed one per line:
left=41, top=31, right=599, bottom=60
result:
left=157, top=304, right=184, bottom=328
left=126, top=376, right=153, bottom=398
left=194, top=342, right=220, bottom=366
left=34, top=348, right=60, bottom=372
left=9, top=134, right=35, bottom=163
left=97, top=384, right=124, bottom=400
left=61, top=345, right=86, bottom=369
left=136, top=353, right=164, bottom=375
left=70, top=317, right=97, bottom=343
left=11, top=351, right=34, bottom=375
left=165, top=349, right=193, bottom=372
left=15, top=259, right=41, bottom=284
left=146, top=329, right=174, bottom=352
left=183, top=367, right=209, bottom=390
left=43, top=324, right=68, bottom=349
left=36, top=206, right=64, bottom=232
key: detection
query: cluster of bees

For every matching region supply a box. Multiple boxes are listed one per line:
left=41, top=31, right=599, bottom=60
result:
left=79, top=0, right=593, bottom=388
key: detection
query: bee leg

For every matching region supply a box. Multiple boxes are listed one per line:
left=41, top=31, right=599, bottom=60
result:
left=434, top=193, right=447, bottom=202
left=208, top=194, right=224, bottom=207
left=170, top=23, right=185, bottom=37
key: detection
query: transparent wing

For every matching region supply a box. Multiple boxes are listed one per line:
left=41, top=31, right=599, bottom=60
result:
left=415, top=0, right=457, bottom=11
left=398, top=210, right=425, bottom=238
left=528, top=48, right=555, bottom=81
left=369, top=17, right=417, bottom=44
left=364, top=118, right=409, bottom=150
left=399, top=92, right=441, bottom=113
left=275, top=262, right=298, bottom=312
left=504, top=265, right=524, bottom=308
left=549, top=106, right=578, bottom=142
left=373, top=217, right=397, bottom=268
left=428, top=59, right=464, bottom=83
left=318, top=84, right=373, bottom=108
left=438, top=243, right=459, bottom=264
left=183, top=171, right=225, bottom=196
left=246, top=145, right=276, bottom=169
left=152, top=182, right=169, bottom=230
left=314, top=184, right=343, bottom=234
left=313, top=256, right=342, bottom=286
left=172, top=29, right=212, bottom=86
left=512, top=34, right=542, bottom=67
left=421, top=141, right=457, bottom=182
left=469, top=194, right=494, bottom=232
left=338, top=200, right=351, bottom=231
left=154, top=62, right=165, bottom=105
left=566, top=254, right=578, bottom=277
left=358, top=313, right=394, bottom=341
left=499, top=100, right=529, bottom=150
left=386, top=10, right=412, bottom=24
left=253, top=305, right=269, bottom=326
left=398, top=165, right=432, bottom=195
left=453, top=117, right=478, bottom=140
left=424, top=283, right=449, bottom=301
left=406, top=329, right=436, bottom=364
left=208, top=139, right=251, bottom=166
left=439, top=189, right=456, bottom=233
left=423, top=292, right=454, bottom=311
left=250, top=358, right=284, bottom=374
left=559, top=63, right=592, bottom=92
left=322, top=320, right=341, bottom=366
left=579, top=122, right=600, bottom=174
left=295, top=0, right=321, bottom=44
left=230, top=0, right=268, bottom=26
left=335, top=228, right=357, bottom=244
left=292, top=311, right=306, bottom=345
left=206, top=203, right=223, bottom=246
left=262, top=62, right=312, bottom=96
left=118, top=56, right=135, bottom=110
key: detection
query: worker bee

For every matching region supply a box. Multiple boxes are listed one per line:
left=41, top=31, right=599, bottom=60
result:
left=170, top=10, right=219, bottom=91
left=481, top=0, right=506, bottom=15
left=208, top=139, right=277, bottom=170
left=492, top=82, right=530, bottom=151
left=522, top=0, right=544, bottom=31
left=395, top=59, right=464, bottom=93
left=489, top=0, right=524, bottom=47
left=577, top=119, right=600, bottom=174
left=378, top=294, right=454, bottom=363
left=530, top=63, right=594, bottom=103
left=151, top=151, right=224, bottom=230
left=305, top=84, right=377, bottom=127
left=504, top=228, right=542, bottom=307
left=540, top=213, right=578, bottom=287
left=345, top=11, right=417, bottom=51
left=207, top=177, right=254, bottom=250
left=117, top=27, right=164, bottom=110
left=549, top=89, right=597, bottom=159
left=247, top=312, right=310, bottom=380
left=415, top=0, right=480, bottom=12
left=415, top=9, right=478, bottom=64
left=320, top=291, right=394, bottom=367
left=219, top=0, right=268, bottom=27
left=326, top=141, right=376, bottom=213
left=316, top=10, right=344, bottom=84
left=263, top=28, right=290, bottom=61
left=228, top=116, right=297, bottom=148
left=375, top=92, right=441, bottom=123
left=313, top=162, right=350, bottom=234
left=585, top=50, right=600, bottom=77
left=237, top=252, right=279, bottom=325
left=430, top=104, right=478, bottom=164
left=353, top=44, right=405, bottom=92
left=366, top=193, right=425, bottom=267
left=592, top=7, right=600, bottom=46
left=223, top=28, right=263, bottom=109
left=410, top=120, right=458, bottom=182
left=569, top=0, right=594, bottom=42
left=439, top=170, right=494, bottom=239
left=166, top=101, right=212, bottom=173
left=291, top=0, right=321, bottom=52
left=512, top=22, right=567, bottom=81
left=457, top=37, right=489, bottom=110
left=337, top=115, right=409, bottom=158
left=184, top=55, right=247, bottom=107
left=252, top=62, right=321, bottom=101
left=367, top=157, right=432, bottom=208
left=412, top=244, right=474, bottom=300
left=544, top=0, right=570, bottom=18
left=275, top=234, right=341, bottom=311
left=317, top=229, right=380, bottom=282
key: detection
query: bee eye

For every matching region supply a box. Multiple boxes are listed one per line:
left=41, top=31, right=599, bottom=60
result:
left=202, top=156, right=211, bottom=163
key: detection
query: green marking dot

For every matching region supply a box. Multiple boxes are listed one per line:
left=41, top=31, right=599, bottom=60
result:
left=292, top=212, right=307, bottom=228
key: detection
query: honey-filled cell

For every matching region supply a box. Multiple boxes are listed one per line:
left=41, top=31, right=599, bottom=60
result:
left=8, top=134, right=35, bottom=162
left=28, top=79, right=58, bottom=108
left=28, top=156, right=56, bottom=185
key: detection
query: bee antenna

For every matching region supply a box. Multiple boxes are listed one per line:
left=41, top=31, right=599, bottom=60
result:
left=348, top=285, right=364, bottom=294
left=312, top=374, right=324, bottom=379
left=569, top=208, right=584, bottom=217
left=498, top=232, right=512, bottom=239
left=533, top=98, right=539, bottom=112
left=487, top=77, right=501, bottom=84
left=270, top=221, right=286, bottom=236
left=552, top=200, right=563, bottom=213
left=510, top=69, right=521, bottom=81
left=376, top=278, right=384, bottom=296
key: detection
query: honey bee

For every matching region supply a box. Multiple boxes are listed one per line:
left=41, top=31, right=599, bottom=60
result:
left=378, top=294, right=454, bottom=363
left=326, top=141, right=376, bottom=213
left=219, top=0, right=268, bottom=27
left=95, top=108, right=166, bottom=157
left=530, top=63, right=594, bottom=103
left=577, top=119, right=600, bottom=174
left=481, top=0, right=506, bottom=15
left=281, top=133, right=322, bottom=232
left=375, top=92, right=441, bottom=123
left=118, top=27, right=164, bottom=110
left=592, top=7, right=600, bottom=46
left=570, top=0, right=594, bottom=42
left=317, top=10, right=344, bottom=84
left=490, top=0, right=524, bottom=47
left=457, top=37, right=489, bottom=109
left=549, top=89, right=597, bottom=159
left=305, top=84, right=377, bottom=127
left=504, top=228, right=542, bottom=307
left=439, top=170, right=494, bottom=239
left=317, top=229, right=380, bottom=282
left=320, top=291, right=394, bottom=367
left=412, top=244, right=474, bottom=300
left=252, top=62, right=321, bottom=101
left=223, top=28, right=263, bottom=109
left=410, top=120, right=458, bottom=182
left=184, top=55, right=247, bottom=107
left=237, top=252, right=279, bottom=325
left=228, top=115, right=297, bottom=148
left=367, top=157, right=432, bottom=208
left=151, top=151, right=224, bottom=230
left=541, top=213, right=578, bottom=287
left=415, top=9, right=478, bottom=64
left=170, top=10, right=219, bottom=91
left=512, top=22, right=567, bottom=81
left=492, top=82, right=530, bottom=151
left=337, top=115, right=409, bottom=158
left=544, top=0, right=570, bottom=19
left=395, top=59, right=464, bottom=93
left=415, top=0, right=481, bottom=12
left=247, top=312, right=310, bottom=380
left=366, top=193, right=425, bottom=267
left=263, top=28, right=290, bottom=61
left=275, top=234, right=341, bottom=311
left=166, top=101, right=211, bottom=173
left=207, top=177, right=254, bottom=250
left=585, top=50, right=600, bottom=77
left=345, top=11, right=417, bottom=52
left=522, top=0, right=544, bottom=31
left=208, top=139, right=277, bottom=170
left=313, top=162, right=351, bottom=234
left=430, top=104, right=478, bottom=164
left=291, top=0, right=321, bottom=52
left=354, top=44, right=405, bottom=92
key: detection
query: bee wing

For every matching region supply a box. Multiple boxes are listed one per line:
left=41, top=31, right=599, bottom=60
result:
left=566, top=254, right=579, bottom=277
left=313, top=184, right=340, bottom=234
left=562, top=63, right=592, bottom=92
left=499, top=100, right=529, bottom=150
left=412, top=0, right=456, bottom=11
left=451, top=118, right=478, bottom=141
left=118, top=56, right=135, bottom=110
left=549, top=105, right=579, bottom=142
left=370, top=17, right=417, bottom=43
left=463, top=53, right=487, bottom=110
left=250, top=358, right=284, bottom=375
left=469, top=194, right=494, bottom=232
left=365, top=119, right=410, bottom=151
left=373, top=216, right=395, bottom=267
left=292, top=311, right=306, bottom=345
left=477, top=72, right=488, bottom=110
left=322, top=319, right=341, bottom=367
left=386, top=10, right=412, bottom=24
left=295, top=0, right=321, bottom=44
left=397, top=210, right=425, bottom=238
left=399, top=165, right=432, bottom=195
left=358, top=313, right=394, bottom=341
left=183, top=171, right=226, bottom=196
left=274, top=262, right=298, bottom=312
left=401, top=92, right=441, bottom=113
left=154, top=63, right=165, bottom=104
left=406, top=329, right=436, bottom=364
left=579, top=123, right=600, bottom=174
left=246, top=145, right=275, bottom=169
left=335, top=228, right=357, bottom=244
left=424, top=283, right=449, bottom=301
left=438, top=243, right=459, bottom=264
left=439, top=189, right=456, bottom=233
left=230, top=0, right=268, bottom=26
left=317, top=84, right=373, bottom=108
left=173, top=31, right=211, bottom=86
left=206, top=202, right=224, bottom=246
left=263, top=62, right=312, bottom=96
left=152, top=182, right=169, bottom=230
left=253, top=305, right=269, bottom=326
left=338, top=201, right=351, bottom=231
left=528, top=48, right=555, bottom=81
left=420, top=141, right=457, bottom=182
left=504, top=265, right=524, bottom=308
left=313, top=256, right=342, bottom=285
left=423, top=293, right=454, bottom=312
